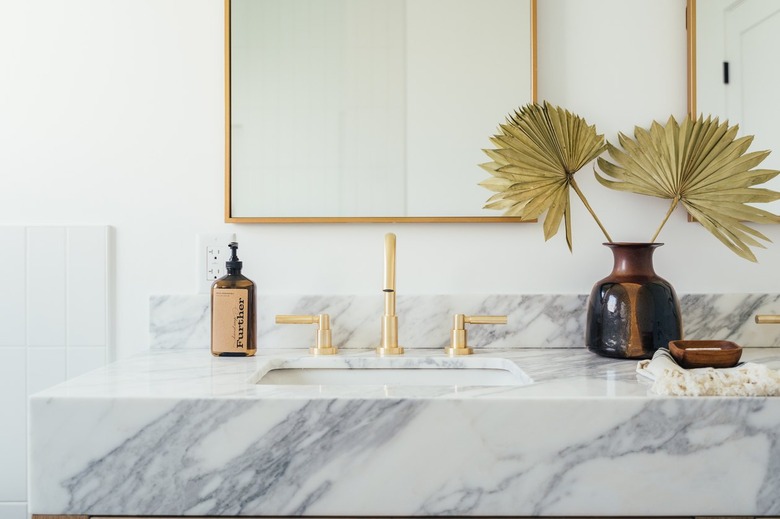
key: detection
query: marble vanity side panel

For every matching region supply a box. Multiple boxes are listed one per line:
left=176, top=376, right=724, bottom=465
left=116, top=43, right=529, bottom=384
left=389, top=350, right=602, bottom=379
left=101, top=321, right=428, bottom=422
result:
left=149, top=293, right=780, bottom=349
left=410, top=398, right=780, bottom=517
left=30, top=395, right=780, bottom=516
left=29, top=395, right=424, bottom=516
left=28, top=396, right=186, bottom=514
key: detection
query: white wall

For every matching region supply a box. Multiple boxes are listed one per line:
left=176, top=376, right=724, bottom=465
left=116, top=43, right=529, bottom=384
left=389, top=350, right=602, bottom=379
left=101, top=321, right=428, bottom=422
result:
left=1, top=0, right=779, bottom=363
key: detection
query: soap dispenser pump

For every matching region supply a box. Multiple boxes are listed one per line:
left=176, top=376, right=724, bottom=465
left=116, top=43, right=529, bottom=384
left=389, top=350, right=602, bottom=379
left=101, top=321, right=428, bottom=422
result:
left=210, top=242, right=257, bottom=356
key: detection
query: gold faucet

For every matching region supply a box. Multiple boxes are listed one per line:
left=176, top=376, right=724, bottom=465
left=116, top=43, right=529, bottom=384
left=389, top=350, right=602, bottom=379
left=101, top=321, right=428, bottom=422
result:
left=445, top=314, right=507, bottom=356
left=377, top=233, right=404, bottom=356
left=276, top=314, right=338, bottom=355
left=756, top=315, right=780, bottom=324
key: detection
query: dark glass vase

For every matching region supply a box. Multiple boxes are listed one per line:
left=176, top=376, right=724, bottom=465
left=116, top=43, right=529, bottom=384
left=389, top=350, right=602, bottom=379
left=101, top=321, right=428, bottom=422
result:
left=586, top=243, right=683, bottom=359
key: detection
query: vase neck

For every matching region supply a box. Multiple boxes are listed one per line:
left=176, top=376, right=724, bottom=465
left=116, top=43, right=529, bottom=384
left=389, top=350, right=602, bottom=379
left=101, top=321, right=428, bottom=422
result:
left=607, top=243, right=660, bottom=277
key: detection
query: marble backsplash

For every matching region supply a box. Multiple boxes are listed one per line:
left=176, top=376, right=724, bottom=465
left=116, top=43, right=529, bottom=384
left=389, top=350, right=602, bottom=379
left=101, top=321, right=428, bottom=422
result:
left=150, top=293, right=780, bottom=350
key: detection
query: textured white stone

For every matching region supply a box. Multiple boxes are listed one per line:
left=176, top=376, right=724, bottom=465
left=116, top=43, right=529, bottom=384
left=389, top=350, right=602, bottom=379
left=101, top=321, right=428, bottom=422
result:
left=150, top=293, right=780, bottom=350
left=29, top=348, right=780, bottom=517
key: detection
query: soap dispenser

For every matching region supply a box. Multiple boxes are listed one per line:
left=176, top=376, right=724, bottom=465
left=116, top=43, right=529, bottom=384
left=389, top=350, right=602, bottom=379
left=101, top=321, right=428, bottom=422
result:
left=211, top=242, right=257, bottom=356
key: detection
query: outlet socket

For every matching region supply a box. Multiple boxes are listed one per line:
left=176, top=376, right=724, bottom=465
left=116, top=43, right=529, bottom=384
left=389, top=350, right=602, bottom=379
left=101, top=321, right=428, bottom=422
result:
left=197, top=233, right=236, bottom=293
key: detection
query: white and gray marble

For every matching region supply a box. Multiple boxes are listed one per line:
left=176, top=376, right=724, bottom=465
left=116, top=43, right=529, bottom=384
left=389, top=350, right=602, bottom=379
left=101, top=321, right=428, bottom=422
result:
left=150, top=293, right=780, bottom=350
left=29, top=348, right=780, bottom=517
left=149, top=294, right=210, bottom=349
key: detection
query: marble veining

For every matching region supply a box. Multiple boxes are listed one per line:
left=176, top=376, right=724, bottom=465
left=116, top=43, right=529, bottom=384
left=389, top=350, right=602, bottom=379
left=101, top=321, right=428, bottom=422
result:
left=61, top=398, right=424, bottom=515
left=416, top=398, right=779, bottom=516
left=29, top=348, right=780, bottom=516
left=149, top=294, right=210, bottom=349
left=150, top=293, right=780, bottom=350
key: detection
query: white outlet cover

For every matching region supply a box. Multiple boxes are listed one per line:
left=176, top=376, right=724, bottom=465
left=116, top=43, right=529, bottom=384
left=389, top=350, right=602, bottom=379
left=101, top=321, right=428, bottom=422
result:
left=197, top=233, right=236, bottom=293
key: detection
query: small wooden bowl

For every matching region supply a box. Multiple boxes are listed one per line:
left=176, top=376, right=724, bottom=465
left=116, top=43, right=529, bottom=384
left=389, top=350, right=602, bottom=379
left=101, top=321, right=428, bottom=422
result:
left=668, top=340, right=742, bottom=369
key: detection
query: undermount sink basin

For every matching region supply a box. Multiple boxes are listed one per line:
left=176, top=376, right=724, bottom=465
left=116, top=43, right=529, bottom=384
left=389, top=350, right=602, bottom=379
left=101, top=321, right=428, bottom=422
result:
left=255, top=357, right=532, bottom=387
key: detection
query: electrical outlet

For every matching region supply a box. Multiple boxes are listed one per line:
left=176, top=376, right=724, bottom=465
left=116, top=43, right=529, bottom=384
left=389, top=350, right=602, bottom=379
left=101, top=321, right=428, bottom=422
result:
left=197, top=233, right=236, bottom=293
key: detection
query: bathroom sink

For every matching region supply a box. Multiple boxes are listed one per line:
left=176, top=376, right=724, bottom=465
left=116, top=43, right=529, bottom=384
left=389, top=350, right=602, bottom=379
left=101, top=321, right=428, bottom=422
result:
left=254, top=357, right=532, bottom=387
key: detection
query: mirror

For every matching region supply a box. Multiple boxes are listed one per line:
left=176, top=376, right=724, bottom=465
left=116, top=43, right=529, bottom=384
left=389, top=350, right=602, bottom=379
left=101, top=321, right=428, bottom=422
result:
left=689, top=0, right=780, bottom=214
left=226, top=0, right=537, bottom=222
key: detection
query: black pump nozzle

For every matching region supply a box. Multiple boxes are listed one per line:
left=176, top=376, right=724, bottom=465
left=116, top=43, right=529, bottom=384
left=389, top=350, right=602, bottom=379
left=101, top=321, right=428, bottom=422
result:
left=226, top=241, right=242, bottom=273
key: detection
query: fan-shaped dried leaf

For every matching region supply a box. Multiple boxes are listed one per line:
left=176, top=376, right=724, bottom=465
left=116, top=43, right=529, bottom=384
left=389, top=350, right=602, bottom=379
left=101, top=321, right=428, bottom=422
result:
left=480, top=102, right=607, bottom=250
left=596, top=115, right=780, bottom=261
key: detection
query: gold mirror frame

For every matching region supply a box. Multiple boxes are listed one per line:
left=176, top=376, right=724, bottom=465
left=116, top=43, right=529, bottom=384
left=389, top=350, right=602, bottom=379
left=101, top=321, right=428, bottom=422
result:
left=224, top=0, right=537, bottom=223
left=686, top=0, right=697, bottom=224
left=686, top=0, right=697, bottom=117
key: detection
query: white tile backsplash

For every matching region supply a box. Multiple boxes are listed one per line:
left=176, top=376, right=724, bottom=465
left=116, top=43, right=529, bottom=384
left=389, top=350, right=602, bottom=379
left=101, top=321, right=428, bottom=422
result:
left=0, top=503, right=28, bottom=519
left=0, top=227, right=26, bottom=347
left=67, top=346, right=106, bottom=379
left=0, top=349, right=27, bottom=501
left=27, top=347, right=67, bottom=395
left=26, top=227, right=67, bottom=347
left=1, top=225, right=111, bottom=514
left=66, top=227, right=107, bottom=347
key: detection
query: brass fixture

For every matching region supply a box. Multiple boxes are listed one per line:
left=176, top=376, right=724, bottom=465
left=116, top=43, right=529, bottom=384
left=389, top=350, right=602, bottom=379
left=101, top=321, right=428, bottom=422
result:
left=445, top=314, right=508, bottom=356
left=275, top=314, right=338, bottom=355
left=756, top=315, right=780, bottom=325
left=377, top=233, right=404, bottom=356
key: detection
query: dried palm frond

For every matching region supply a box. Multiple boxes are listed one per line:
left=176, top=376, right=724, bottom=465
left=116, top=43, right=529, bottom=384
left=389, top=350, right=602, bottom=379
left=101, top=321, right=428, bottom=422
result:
left=596, top=115, right=780, bottom=262
left=480, top=102, right=609, bottom=251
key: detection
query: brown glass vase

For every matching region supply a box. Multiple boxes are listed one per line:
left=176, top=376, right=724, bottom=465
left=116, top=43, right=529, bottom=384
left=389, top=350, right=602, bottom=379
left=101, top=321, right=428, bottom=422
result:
left=586, top=243, right=683, bottom=359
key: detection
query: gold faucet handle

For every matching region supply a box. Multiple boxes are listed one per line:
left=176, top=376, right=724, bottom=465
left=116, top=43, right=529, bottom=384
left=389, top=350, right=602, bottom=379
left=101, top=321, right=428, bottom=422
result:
left=464, top=315, right=508, bottom=325
left=756, top=315, right=780, bottom=324
left=445, top=314, right=507, bottom=356
left=275, top=314, right=338, bottom=355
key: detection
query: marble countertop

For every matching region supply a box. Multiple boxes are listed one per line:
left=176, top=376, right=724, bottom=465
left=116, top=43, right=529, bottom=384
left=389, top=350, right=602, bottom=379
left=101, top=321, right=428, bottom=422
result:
left=29, top=347, right=780, bottom=517
left=33, top=347, right=680, bottom=399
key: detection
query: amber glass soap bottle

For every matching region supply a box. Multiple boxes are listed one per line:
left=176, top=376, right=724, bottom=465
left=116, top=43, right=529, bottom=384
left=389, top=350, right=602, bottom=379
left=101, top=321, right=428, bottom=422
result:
left=211, top=242, right=256, bottom=356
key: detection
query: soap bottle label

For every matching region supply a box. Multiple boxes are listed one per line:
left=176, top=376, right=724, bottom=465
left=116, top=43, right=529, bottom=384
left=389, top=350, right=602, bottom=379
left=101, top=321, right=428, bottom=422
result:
left=212, top=288, right=250, bottom=354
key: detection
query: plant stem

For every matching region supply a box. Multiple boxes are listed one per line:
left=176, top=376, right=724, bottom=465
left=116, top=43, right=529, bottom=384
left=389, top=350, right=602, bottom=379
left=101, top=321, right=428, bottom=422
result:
left=569, top=176, right=613, bottom=242
left=650, top=197, right=680, bottom=243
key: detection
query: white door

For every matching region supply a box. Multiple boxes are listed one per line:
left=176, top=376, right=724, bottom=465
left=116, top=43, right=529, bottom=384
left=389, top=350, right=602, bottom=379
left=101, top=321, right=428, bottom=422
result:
left=724, top=0, right=780, bottom=213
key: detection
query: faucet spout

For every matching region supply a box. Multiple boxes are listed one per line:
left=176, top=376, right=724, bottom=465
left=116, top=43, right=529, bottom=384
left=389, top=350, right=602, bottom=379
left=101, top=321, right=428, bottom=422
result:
left=378, top=233, right=404, bottom=356
left=384, top=233, right=396, bottom=292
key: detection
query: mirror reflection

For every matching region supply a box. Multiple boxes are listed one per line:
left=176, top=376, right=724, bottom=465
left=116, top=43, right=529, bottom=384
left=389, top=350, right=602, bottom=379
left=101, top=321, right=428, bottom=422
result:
left=693, top=0, right=780, bottom=213
left=227, top=0, right=535, bottom=221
